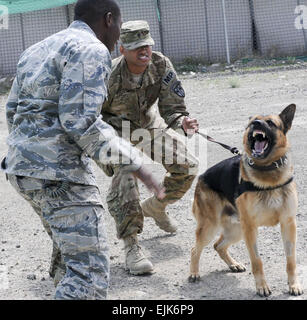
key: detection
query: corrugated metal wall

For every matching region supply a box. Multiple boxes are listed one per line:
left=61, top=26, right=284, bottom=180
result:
left=1, top=0, right=306, bottom=75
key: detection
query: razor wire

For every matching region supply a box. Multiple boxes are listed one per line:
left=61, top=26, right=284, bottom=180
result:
left=1, top=0, right=307, bottom=76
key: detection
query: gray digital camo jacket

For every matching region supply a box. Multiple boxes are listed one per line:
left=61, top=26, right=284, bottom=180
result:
left=4, top=20, right=142, bottom=186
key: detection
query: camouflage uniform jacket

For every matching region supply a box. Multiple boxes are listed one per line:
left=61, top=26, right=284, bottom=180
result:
left=4, top=20, right=142, bottom=186
left=102, top=51, right=189, bottom=132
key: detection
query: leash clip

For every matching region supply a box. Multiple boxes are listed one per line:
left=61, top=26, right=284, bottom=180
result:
left=232, top=148, right=242, bottom=156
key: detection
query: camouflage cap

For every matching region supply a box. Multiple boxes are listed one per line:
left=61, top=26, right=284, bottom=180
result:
left=120, top=20, right=155, bottom=50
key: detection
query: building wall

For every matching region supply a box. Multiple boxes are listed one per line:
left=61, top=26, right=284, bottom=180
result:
left=1, top=0, right=306, bottom=75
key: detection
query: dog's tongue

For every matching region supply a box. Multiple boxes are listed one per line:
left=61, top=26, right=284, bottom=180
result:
left=254, top=141, right=266, bottom=153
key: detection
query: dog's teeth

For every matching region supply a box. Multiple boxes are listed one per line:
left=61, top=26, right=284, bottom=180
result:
left=253, top=130, right=266, bottom=138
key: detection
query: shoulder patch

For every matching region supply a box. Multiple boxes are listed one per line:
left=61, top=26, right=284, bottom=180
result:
left=162, top=71, right=175, bottom=86
left=171, top=81, right=185, bottom=98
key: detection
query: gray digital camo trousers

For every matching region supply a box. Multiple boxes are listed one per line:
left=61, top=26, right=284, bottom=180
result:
left=7, top=174, right=109, bottom=300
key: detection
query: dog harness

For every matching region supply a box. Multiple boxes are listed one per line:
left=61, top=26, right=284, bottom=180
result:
left=199, top=155, right=293, bottom=207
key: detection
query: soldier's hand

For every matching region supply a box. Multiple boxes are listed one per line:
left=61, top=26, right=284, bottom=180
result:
left=182, top=116, right=199, bottom=135
left=133, top=165, right=166, bottom=200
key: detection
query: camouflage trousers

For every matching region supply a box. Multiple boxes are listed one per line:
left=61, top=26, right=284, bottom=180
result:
left=106, top=127, right=199, bottom=239
left=7, top=174, right=109, bottom=300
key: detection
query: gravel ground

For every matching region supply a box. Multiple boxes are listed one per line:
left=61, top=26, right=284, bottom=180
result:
left=0, top=67, right=306, bottom=300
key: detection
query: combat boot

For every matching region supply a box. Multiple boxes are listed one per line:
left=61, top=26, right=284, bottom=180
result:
left=123, top=234, right=154, bottom=275
left=141, top=196, right=177, bottom=233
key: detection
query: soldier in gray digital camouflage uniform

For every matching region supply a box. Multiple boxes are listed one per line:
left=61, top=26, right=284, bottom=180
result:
left=1, top=1, right=164, bottom=300
left=101, top=20, right=199, bottom=275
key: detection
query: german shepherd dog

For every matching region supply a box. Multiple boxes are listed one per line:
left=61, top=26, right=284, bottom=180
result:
left=189, top=104, right=303, bottom=297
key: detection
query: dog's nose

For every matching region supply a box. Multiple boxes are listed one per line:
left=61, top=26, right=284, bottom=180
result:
left=251, top=119, right=264, bottom=128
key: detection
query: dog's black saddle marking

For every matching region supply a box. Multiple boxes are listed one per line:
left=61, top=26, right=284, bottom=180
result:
left=200, top=155, right=241, bottom=207
left=199, top=155, right=293, bottom=208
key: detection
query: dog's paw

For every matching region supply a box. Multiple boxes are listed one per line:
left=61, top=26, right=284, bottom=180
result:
left=229, top=263, right=246, bottom=273
left=188, top=274, right=200, bottom=283
left=256, top=282, right=272, bottom=297
left=289, top=283, right=303, bottom=296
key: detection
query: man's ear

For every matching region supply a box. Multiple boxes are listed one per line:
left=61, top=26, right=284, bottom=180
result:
left=119, top=45, right=126, bottom=56
left=279, top=104, right=296, bottom=134
left=105, top=12, right=113, bottom=27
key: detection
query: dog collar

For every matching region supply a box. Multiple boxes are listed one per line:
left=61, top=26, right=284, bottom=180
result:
left=246, top=155, right=289, bottom=171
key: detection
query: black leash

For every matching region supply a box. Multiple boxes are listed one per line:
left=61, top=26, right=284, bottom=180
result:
left=163, top=114, right=242, bottom=156
left=197, top=131, right=242, bottom=156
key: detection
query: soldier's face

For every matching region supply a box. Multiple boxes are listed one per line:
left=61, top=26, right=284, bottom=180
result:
left=121, top=45, right=152, bottom=70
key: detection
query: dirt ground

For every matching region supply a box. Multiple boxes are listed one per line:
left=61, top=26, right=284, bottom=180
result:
left=0, top=67, right=306, bottom=300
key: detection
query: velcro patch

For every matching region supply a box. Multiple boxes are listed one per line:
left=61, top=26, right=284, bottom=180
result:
left=162, top=71, right=174, bottom=85
left=171, top=81, right=185, bottom=98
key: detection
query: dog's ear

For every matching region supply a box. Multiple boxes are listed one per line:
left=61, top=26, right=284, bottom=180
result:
left=279, top=104, right=296, bottom=134
left=245, top=116, right=253, bottom=128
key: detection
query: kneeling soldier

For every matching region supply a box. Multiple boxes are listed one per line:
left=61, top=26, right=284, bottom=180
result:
left=102, top=20, right=199, bottom=275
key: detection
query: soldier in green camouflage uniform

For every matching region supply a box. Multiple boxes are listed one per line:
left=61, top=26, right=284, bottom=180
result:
left=2, top=2, right=164, bottom=299
left=102, top=21, right=199, bottom=275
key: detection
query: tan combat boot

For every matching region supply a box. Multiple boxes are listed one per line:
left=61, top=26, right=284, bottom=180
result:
left=123, top=234, right=154, bottom=275
left=141, top=196, right=177, bottom=233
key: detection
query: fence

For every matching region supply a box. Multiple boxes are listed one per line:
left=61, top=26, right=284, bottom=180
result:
left=1, top=0, right=307, bottom=76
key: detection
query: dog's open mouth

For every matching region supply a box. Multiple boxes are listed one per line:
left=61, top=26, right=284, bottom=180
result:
left=251, top=130, right=269, bottom=158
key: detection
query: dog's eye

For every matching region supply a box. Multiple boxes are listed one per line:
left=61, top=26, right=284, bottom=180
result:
left=266, top=120, right=277, bottom=128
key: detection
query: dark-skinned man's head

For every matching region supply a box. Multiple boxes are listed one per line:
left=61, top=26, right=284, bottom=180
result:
left=74, top=0, right=122, bottom=52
